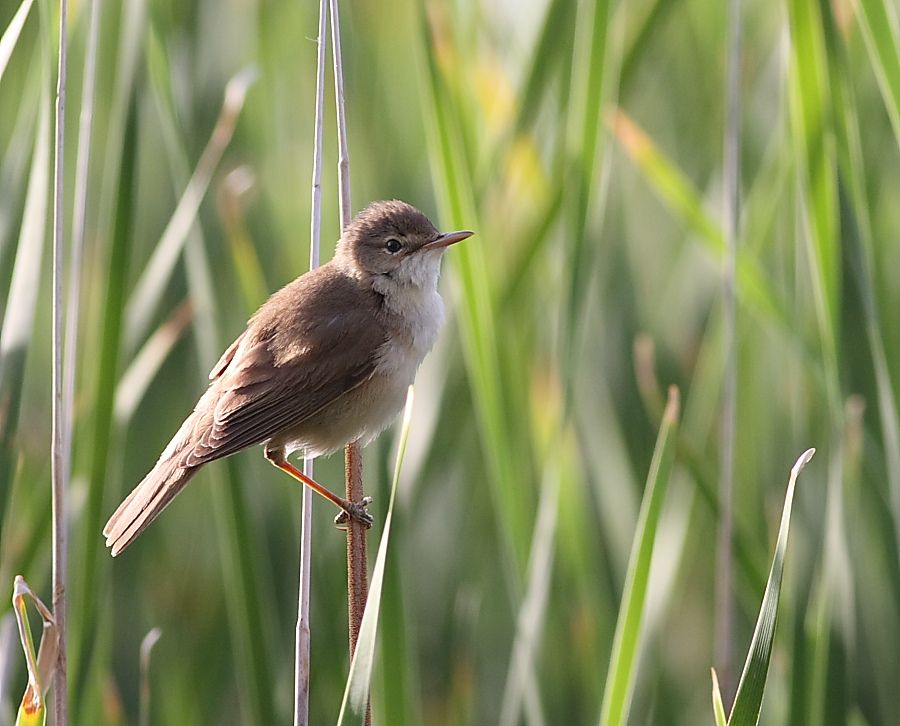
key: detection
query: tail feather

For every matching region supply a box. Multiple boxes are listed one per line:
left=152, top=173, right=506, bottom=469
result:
left=105, top=406, right=209, bottom=555
left=103, top=456, right=198, bottom=556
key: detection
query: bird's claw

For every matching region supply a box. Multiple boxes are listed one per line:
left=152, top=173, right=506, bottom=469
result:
left=334, top=496, right=374, bottom=530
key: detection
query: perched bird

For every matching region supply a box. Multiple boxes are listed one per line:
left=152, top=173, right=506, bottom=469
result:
left=104, top=200, right=472, bottom=556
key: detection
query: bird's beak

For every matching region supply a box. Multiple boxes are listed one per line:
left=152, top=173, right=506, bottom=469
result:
left=424, top=229, right=474, bottom=250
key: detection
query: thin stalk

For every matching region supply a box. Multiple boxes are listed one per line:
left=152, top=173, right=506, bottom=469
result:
left=328, top=0, right=367, bottom=662
left=715, top=0, right=741, bottom=706
left=329, top=1, right=369, bottom=720
left=344, top=445, right=367, bottom=653
left=123, top=69, right=256, bottom=355
left=294, top=0, right=327, bottom=724
left=51, top=0, right=69, bottom=722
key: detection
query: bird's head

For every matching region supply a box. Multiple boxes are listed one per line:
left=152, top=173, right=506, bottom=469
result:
left=337, top=200, right=472, bottom=288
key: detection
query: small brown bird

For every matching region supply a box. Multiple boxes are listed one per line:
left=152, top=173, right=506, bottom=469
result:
left=104, top=200, right=472, bottom=556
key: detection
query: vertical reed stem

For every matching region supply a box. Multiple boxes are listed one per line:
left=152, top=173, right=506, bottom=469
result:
left=328, top=1, right=370, bottom=722
left=344, top=444, right=366, bottom=649
left=294, top=0, right=328, bottom=726
left=293, top=1, right=328, bottom=724
left=51, top=0, right=69, bottom=722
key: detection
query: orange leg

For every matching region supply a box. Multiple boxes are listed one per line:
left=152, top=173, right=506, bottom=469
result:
left=264, top=446, right=373, bottom=528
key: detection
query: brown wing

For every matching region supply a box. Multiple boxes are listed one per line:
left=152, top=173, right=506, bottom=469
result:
left=184, top=271, right=387, bottom=465
left=208, top=331, right=245, bottom=379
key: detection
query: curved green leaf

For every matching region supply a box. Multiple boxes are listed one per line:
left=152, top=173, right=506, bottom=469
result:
left=598, top=386, right=680, bottom=726
left=727, top=448, right=816, bottom=725
left=0, top=0, right=35, bottom=86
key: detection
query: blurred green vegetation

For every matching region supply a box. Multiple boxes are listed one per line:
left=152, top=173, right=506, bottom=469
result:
left=1, top=0, right=899, bottom=723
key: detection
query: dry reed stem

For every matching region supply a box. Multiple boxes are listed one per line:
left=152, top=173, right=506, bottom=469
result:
left=51, top=0, right=69, bottom=722
left=328, top=0, right=370, bottom=722
left=293, top=0, right=329, bottom=723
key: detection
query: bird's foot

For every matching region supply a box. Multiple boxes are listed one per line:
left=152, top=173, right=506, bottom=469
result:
left=334, top=496, right=374, bottom=530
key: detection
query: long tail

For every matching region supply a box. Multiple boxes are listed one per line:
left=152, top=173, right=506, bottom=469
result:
left=103, top=418, right=201, bottom=556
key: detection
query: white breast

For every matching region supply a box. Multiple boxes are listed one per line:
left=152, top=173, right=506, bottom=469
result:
left=372, top=253, right=446, bottom=375
left=363, top=266, right=445, bottom=443
left=284, top=273, right=446, bottom=457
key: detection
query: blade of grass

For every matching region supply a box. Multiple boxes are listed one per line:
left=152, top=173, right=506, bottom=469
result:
left=576, top=371, right=640, bottom=579
left=415, top=0, right=531, bottom=581
left=0, top=92, right=49, bottom=535
left=609, top=110, right=792, bottom=337
left=852, top=0, right=900, bottom=146
left=711, top=669, right=728, bottom=726
left=217, top=166, right=267, bottom=310
left=560, top=0, right=613, bottom=406
left=499, top=185, right=563, bottom=311
left=639, top=308, right=777, bottom=597
left=727, top=448, right=816, bottom=725
left=376, top=486, right=419, bottom=726
left=786, top=0, right=840, bottom=413
left=142, top=42, right=278, bottom=724
left=845, top=195, right=900, bottom=563
left=634, top=320, right=768, bottom=595
left=784, top=17, right=846, bottom=718
left=71, top=0, right=147, bottom=703
left=825, top=7, right=900, bottom=565
left=839, top=393, right=899, bottom=723
left=143, top=25, right=222, bottom=362
left=555, top=419, right=619, bottom=714
left=113, top=300, right=193, bottom=425
left=815, top=21, right=889, bottom=720
left=618, top=0, right=679, bottom=90
left=208, top=459, right=279, bottom=726
left=0, top=0, right=35, bottom=86
left=92, top=0, right=145, bottom=255
left=0, top=53, right=40, bottom=281
left=598, top=386, right=679, bottom=726
left=62, top=0, right=101, bottom=491
left=512, top=0, right=576, bottom=138
left=70, top=90, right=138, bottom=704
left=336, top=387, right=415, bottom=725
left=122, top=66, right=257, bottom=357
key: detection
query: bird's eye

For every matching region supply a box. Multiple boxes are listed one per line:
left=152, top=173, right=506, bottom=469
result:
left=385, top=238, right=403, bottom=254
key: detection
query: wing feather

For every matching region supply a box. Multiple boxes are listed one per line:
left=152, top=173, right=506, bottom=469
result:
left=186, top=274, right=386, bottom=465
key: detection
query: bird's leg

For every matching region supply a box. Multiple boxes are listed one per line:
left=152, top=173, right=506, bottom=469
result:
left=264, top=445, right=374, bottom=529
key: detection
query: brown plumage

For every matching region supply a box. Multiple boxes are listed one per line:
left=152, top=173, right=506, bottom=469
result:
left=104, top=200, right=472, bottom=555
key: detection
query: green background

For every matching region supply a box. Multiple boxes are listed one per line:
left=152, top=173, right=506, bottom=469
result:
left=1, top=0, right=899, bottom=723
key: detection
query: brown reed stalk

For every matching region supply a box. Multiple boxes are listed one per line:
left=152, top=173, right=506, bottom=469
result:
left=328, top=0, right=371, bottom=722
